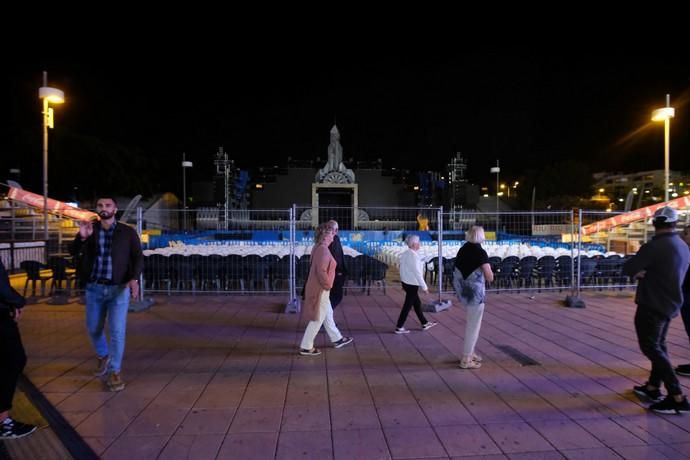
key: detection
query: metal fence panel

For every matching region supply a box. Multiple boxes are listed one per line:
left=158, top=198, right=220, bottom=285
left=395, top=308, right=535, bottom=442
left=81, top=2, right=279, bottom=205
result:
left=293, top=206, right=441, bottom=295
left=579, top=210, right=638, bottom=291
left=437, top=211, right=577, bottom=296
left=0, top=241, right=47, bottom=270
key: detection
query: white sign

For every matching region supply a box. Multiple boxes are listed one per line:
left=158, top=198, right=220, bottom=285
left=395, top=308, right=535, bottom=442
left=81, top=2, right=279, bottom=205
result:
left=532, top=224, right=573, bottom=236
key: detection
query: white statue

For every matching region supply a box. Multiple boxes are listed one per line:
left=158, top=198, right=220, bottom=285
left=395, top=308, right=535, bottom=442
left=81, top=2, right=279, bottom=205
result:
left=316, top=125, right=355, bottom=184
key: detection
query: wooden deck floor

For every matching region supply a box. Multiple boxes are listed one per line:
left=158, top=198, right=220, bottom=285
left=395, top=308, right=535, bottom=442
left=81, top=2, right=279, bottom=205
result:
left=13, top=288, right=690, bottom=459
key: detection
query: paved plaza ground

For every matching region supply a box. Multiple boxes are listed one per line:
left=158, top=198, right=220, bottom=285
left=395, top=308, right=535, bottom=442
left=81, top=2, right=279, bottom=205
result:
left=8, top=286, right=690, bottom=459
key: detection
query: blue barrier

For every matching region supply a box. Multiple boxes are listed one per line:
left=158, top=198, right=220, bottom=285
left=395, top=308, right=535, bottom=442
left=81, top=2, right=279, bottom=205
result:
left=147, top=230, right=605, bottom=254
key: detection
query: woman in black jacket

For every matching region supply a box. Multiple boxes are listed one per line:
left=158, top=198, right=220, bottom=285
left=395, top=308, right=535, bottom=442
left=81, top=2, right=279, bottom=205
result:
left=0, top=260, right=37, bottom=439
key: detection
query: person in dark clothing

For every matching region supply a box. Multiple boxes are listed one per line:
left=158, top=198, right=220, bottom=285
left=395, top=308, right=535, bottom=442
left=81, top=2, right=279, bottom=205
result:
left=70, top=196, right=143, bottom=392
left=624, top=207, right=690, bottom=414
left=327, top=220, right=347, bottom=309
left=674, top=225, right=690, bottom=376
left=0, top=259, right=37, bottom=439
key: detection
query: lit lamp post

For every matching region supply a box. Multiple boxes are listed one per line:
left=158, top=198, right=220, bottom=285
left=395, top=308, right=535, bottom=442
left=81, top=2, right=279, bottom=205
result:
left=651, top=94, right=674, bottom=202
left=490, top=160, right=500, bottom=233
left=181, top=152, right=193, bottom=230
left=39, top=71, right=65, bottom=242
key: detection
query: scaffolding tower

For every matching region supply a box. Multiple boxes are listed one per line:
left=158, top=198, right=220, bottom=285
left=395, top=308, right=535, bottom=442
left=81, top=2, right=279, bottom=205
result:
left=214, top=147, right=233, bottom=230
left=448, top=152, right=468, bottom=211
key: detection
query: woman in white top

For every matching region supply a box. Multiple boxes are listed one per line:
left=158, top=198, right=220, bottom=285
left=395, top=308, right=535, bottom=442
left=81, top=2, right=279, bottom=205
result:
left=395, top=234, right=437, bottom=334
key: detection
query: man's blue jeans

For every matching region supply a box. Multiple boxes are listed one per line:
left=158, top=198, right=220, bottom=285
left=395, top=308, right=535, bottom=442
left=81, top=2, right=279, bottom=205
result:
left=85, top=283, right=130, bottom=373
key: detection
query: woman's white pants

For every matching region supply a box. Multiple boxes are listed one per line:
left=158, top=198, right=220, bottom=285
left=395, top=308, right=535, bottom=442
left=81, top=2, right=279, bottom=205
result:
left=300, top=290, right=343, bottom=350
left=463, top=303, right=485, bottom=357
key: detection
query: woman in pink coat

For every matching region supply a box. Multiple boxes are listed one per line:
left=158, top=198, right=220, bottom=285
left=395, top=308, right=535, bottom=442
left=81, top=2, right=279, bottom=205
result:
left=299, top=222, right=354, bottom=356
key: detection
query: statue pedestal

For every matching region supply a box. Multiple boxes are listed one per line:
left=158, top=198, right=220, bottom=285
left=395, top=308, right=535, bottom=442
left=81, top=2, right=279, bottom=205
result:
left=312, top=183, right=358, bottom=229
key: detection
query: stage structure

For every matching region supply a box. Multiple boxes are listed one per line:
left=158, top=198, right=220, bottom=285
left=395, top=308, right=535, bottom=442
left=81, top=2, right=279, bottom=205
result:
left=306, top=125, right=362, bottom=228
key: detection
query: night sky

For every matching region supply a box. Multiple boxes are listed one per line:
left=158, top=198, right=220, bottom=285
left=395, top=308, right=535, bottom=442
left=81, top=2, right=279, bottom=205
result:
left=3, top=50, right=690, bottom=200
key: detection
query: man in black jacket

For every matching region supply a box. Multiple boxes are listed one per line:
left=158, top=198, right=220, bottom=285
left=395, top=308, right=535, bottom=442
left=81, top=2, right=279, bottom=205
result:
left=0, top=259, right=37, bottom=439
left=624, top=207, right=690, bottom=414
left=327, top=220, right=347, bottom=308
left=70, top=196, right=143, bottom=392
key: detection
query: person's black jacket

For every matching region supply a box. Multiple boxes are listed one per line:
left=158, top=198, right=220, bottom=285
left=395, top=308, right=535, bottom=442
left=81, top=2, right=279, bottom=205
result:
left=329, top=234, right=347, bottom=276
left=0, top=260, right=25, bottom=312
left=69, top=221, right=144, bottom=287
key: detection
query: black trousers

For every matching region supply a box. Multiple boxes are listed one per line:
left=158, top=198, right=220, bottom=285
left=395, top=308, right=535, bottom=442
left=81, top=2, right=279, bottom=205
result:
left=396, top=282, right=428, bottom=329
left=635, top=306, right=681, bottom=396
left=330, top=274, right=346, bottom=309
left=0, top=310, right=27, bottom=413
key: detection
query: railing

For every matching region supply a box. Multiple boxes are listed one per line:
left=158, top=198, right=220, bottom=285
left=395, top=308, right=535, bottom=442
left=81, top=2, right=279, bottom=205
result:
left=1, top=204, right=645, bottom=301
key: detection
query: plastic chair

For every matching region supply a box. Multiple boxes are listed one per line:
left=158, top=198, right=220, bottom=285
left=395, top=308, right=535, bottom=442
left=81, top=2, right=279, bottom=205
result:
left=20, top=260, right=52, bottom=297
left=48, top=256, right=76, bottom=296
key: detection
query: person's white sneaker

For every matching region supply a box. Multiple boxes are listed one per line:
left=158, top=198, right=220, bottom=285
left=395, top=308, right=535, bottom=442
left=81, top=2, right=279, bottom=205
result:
left=394, top=327, right=410, bottom=334
left=422, top=321, right=438, bottom=331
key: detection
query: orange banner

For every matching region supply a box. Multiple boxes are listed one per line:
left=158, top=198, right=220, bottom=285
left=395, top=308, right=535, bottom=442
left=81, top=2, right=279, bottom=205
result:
left=581, top=195, right=690, bottom=235
left=7, top=187, right=98, bottom=221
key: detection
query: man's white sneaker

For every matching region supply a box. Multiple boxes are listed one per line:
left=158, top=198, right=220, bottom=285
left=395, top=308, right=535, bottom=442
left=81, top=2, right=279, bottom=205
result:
left=394, top=327, right=410, bottom=334
left=422, top=322, right=438, bottom=331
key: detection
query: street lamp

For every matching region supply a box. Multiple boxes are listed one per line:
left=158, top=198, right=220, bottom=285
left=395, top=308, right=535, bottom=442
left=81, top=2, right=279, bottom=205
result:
left=490, top=160, right=500, bottom=233
left=181, top=152, right=193, bottom=230
left=39, top=71, right=64, bottom=242
left=651, top=94, right=674, bottom=202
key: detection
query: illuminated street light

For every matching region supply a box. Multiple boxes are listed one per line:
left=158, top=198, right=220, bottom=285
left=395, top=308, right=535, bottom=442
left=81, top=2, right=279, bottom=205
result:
left=39, top=71, right=64, bottom=242
left=182, top=152, right=193, bottom=230
left=651, top=94, right=675, bottom=202
left=490, top=160, right=500, bottom=233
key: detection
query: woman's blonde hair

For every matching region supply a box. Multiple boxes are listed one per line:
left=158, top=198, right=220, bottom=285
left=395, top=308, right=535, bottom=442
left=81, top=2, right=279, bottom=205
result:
left=314, top=222, right=333, bottom=244
left=465, top=225, right=485, bottom=244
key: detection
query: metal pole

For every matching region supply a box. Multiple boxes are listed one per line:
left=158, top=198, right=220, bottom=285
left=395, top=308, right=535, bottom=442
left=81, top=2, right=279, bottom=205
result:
left=664, top=107, right=670, bottom=202
left=182, top=152, right=187, bottom=231
left=495, top=160, right=500, bottom=235
left=224, top=153, right=229, bottom=230
left=575, top=209, right=582, bottom=297
left=570, top=209, right=575, bottom=296
left=129, top=205, right=154, bottom=311
left=290, top=205, right=296, bottom=302
left=42, top=72, right=49, bottom=243
left=285, top=204, right=300, bottom=313
left=437, top=206, right=443, bottom=303
left=137, top=206, right=145, bottom=301
left=531, top=186, right=536, bottom=231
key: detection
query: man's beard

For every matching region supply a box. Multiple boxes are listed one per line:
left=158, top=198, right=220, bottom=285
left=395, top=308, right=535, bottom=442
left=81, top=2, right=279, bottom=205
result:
left=98, top=210, right=115, bottom=219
